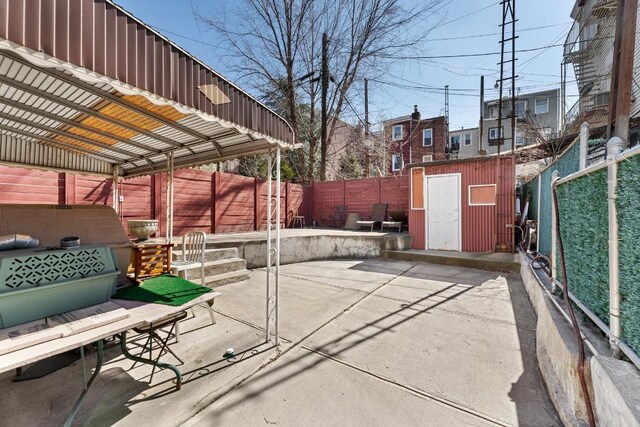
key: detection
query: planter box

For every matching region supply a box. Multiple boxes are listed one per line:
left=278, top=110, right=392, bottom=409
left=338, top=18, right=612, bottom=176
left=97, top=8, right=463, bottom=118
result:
left=0, top=246, right=119, bottom=328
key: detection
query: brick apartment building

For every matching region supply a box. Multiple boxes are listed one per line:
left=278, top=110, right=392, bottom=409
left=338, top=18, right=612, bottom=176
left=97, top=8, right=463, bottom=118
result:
left=384, top=106, right=447, bottom=174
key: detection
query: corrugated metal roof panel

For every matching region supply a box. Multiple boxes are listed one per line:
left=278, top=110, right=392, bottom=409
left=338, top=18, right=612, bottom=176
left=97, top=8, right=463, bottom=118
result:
left=1, top=0, right=294, bottom=144
left=0, top=34, right=295, bottom=177
left=0, top=134, right=112, bottom=175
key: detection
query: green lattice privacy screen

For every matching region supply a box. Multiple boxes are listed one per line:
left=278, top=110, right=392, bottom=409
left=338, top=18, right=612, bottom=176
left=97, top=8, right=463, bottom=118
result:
left=557, top=169, right=609, bottom=324
left=617, top=154, right=640, bottom=354
left=522, top=140, right=581, bottom=255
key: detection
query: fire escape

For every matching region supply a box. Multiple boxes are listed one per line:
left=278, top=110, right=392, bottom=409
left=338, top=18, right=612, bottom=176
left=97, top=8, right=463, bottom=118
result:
left=562, top=0, right=617, bottom=133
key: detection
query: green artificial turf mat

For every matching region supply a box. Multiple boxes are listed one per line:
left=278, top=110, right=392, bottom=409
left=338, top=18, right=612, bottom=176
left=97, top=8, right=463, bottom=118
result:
left=113, top=274, right=211, bottom=306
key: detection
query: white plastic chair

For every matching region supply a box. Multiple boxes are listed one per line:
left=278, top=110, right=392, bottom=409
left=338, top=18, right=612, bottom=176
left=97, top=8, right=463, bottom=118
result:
left=171, top=232, right=216, bottom=337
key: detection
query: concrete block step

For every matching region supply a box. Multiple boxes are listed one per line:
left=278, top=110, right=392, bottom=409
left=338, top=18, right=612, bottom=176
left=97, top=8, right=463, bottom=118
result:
left=172, top=247, right=239, bottom=263
left=174, top=257, right=247, bottom=278
left=383, top=250, right=520, bottom=272
left=188, top=269, right=252, bottom=288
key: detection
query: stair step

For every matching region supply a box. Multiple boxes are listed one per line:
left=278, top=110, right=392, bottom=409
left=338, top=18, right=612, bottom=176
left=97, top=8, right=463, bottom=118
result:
left=173, top=257, right=247, bottom=278
left=172, top=247, right=239, bottom=263
left=187, top=269, right=252, bottom=288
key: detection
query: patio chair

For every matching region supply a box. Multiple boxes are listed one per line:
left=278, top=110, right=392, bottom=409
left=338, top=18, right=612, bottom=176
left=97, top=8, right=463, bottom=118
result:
left=325, top=205, right=347, bottom=228
left=290, top=209, right=305, bottom=228
left=381, top=210, right=408, bottom=232
left=170, top=232, right=216, bottom=338
left=356, top=203, right=388, bottom=231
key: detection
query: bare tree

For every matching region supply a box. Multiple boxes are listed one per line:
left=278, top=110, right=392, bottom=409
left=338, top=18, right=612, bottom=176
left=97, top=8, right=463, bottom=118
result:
left=200, top=0, right=445, bottom=182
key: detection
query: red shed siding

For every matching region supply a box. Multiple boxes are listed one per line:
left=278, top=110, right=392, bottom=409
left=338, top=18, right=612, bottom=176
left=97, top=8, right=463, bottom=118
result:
left=410, top=157, right=515, bottom=252
left=409, top=210, right=425, bottom=249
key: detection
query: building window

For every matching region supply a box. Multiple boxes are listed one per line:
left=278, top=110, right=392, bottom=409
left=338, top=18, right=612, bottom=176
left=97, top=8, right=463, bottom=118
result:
left=515, top=100, right=526, bottom=118
left=392, top=125, right=403, bottom=141
left=464, top=133, right=472, bottom=146
left=534, top=98, right=549, bottom=114
left=516, top=135, right=524, bottom=146
left=422, top=155, right=433, bottom=162
left=489, top=127, right=503, bottom=140
left=392, top=154, right=402, bottom=171
left=488, top=105, right=498, bottom=119
left=422, top=128, right=433, bottom=146
left=469, top=184, right=497, bottom=206
left=450, top=135, right=460, bottom=151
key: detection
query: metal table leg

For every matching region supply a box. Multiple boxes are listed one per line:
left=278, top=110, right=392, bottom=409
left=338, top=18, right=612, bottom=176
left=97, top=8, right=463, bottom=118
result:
left=119, top=331, right=182, bottom=390
left=63, top=339, right=104, bottom=427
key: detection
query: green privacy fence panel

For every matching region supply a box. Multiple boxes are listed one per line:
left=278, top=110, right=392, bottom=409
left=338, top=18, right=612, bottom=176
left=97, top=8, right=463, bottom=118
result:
left=523, top=175, right=539, bottom=221
left=536, top=142, right=582, bottom=255
left=556, top=169, right=610, bottom=324
left=617, top=154, right=640, bottom=354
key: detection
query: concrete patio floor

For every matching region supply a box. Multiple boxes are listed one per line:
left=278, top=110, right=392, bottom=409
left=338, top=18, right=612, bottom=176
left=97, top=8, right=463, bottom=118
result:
left=0, top=259, right=560, bottom=426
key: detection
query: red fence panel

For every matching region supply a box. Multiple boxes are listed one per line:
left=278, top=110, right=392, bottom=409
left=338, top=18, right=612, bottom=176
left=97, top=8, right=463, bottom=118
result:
left=0, top=165, right=62, bottom=204
left=216, top=172, right=256, bottom=233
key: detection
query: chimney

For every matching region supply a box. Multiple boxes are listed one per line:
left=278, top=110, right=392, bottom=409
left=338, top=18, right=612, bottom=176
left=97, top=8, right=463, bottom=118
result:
left=411, top=105, right=421, bottom=122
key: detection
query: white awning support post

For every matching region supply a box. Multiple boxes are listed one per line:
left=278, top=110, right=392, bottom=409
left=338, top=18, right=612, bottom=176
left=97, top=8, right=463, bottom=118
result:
left=112, top=166, right=119, bottom=214
left=579, top=122, right=589, bottom=170
left=166, top=151, right=174, bottom=244
left=265, top=148, right=282, bottom=346
left=266, top=151, right=272, bottom=343
left=607, top=137, right=624, bottom=358
left=550, top=170, right=560, bottom=293
left=275, top=146, right=281, bottom=345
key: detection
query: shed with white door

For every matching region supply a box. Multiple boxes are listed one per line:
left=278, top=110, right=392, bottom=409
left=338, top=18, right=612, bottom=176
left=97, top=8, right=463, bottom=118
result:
left=408, top=156, right=516, bottom=252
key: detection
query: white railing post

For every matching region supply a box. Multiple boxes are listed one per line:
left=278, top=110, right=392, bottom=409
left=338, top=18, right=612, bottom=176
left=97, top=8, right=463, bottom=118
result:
left=579, top=122, right=589, bottom=170
left=607, top=137, right=624, bottom=357
left=275, top=146, right=281, bottom=345
left=266, top=151, right=273, bottom=343
left=550, top=170, right=560, bottom=293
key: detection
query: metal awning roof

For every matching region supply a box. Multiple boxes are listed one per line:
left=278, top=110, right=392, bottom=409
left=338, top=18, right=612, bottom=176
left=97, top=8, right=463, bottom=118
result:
left=0, top=0, right=296, bottom=177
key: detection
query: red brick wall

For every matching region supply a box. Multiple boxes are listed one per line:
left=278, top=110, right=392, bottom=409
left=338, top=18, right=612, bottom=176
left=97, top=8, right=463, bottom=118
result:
left=387, top=115, right=447, bottom=174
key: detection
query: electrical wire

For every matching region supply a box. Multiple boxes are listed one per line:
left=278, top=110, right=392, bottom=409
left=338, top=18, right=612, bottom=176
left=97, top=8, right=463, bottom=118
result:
left=424, top=22, right=571, bottom=42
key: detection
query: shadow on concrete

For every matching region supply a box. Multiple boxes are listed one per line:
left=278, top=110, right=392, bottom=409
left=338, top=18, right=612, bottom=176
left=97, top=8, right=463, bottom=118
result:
left=506, top=276, right=561, bottom=426
left=190, top=281, right=475, bottom=420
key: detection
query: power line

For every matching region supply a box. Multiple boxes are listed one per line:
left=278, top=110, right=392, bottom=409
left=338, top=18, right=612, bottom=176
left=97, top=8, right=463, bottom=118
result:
left=424, top=22, right=571, bottom=42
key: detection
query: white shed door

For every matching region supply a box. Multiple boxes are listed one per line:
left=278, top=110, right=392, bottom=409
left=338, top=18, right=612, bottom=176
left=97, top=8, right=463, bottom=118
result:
left=426, top=174, right=460, bottom=251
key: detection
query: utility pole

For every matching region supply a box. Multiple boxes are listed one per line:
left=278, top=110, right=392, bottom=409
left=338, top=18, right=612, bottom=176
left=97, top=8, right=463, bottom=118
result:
left=496, top=0, right=518, bottom=252
left=320, top=32, right=329, bottom=181
left=364, top=78, right=370, bottom=176
left=479, top=75, right=485, bottom=155
left=607, top=0, right=638, bottom=147
left=444, top=85, right=450, bottom=159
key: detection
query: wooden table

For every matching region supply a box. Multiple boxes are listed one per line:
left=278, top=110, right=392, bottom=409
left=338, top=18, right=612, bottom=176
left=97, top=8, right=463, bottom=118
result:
left=0, top=291, right=221, bottom=427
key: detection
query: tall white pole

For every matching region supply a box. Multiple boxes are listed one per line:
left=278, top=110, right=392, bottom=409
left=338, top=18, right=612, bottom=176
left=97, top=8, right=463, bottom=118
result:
left=275, top=147, right=281, bottom=345
left=550, top=170, right=559, bottom=292
left=266, top=151, right=273, bottom=343
left=607, top=137, right=623, bottom=358
left=579, top=122, right=589, bottom=170
left=112, top=166, right=119, bottom=215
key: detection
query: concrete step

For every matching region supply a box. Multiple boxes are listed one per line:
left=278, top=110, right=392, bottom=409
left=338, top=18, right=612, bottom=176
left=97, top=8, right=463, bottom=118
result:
left=174, top=257, right=247, bottom=278
left=188, top=269, right=252, bottom=288
left=172, top=247, right=239, bottom=263
left=383, top=249, right=520, bottom=272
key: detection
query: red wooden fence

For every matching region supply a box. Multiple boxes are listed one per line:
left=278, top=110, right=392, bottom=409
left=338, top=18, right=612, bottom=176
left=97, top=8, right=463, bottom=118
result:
left=310, top=176, right=409, bottom=225
left=0, top=165, right=411, bottom=235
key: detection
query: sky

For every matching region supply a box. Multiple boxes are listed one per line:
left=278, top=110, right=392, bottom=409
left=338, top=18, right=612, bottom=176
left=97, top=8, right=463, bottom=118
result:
left=114, top=0, right=577, bottom=132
